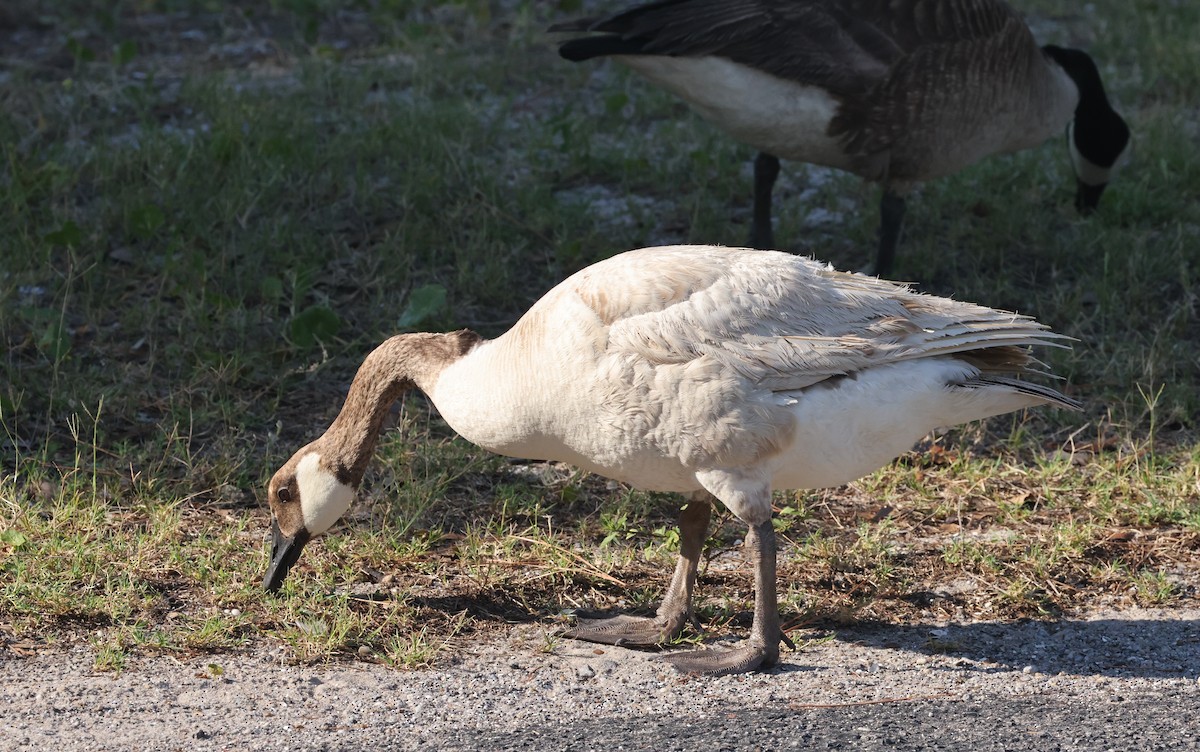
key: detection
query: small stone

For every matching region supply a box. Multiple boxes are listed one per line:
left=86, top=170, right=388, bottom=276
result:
left=358, top=645, right=372, bottom=657
left=1022, top=666, right=1035, bottom=674
left=109, top=247, right=135, bottom=265
left=576, top=664, right=596, bottom=681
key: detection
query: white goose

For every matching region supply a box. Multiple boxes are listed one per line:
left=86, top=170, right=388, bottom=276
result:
left=263, top=245, right=1079, bottom=675
left=550, top=0, right=1131, bottom=275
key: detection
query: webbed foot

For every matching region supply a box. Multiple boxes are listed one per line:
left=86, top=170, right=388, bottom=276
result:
left=563, top=612, right=688, bottom=647
left=662, top=641, right=776, bottom=676
left=564, top=496, right=712, bottom=649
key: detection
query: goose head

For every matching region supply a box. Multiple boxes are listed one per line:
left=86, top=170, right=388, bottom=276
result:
left=260, top=331, right=483, bottom=592
left=263, top=444, right=356, bottom=592
left=1042, top=45, right=1131, bottom=213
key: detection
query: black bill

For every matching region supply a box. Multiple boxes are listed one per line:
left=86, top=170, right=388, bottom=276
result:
left=263, top=518, right=311, bottom=593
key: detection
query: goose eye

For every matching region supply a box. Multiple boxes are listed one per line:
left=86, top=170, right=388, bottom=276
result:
left=277, top=487, right=292, bottom=503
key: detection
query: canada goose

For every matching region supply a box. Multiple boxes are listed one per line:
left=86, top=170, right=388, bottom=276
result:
left=262, top=245, right=1079, bottom=675
left=549, top=0, right=1131, bottom=276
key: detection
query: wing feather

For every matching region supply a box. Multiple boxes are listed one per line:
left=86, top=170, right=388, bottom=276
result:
left=570, top=246, right=1067, bottom=394
left=552, top=0, right=1027, bottom=99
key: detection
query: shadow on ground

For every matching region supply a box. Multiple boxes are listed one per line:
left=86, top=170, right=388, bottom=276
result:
left=824, top=614, right=1200, bottom=680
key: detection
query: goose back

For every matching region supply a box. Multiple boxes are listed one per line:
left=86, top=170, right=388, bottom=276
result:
left=429, top=247, right=1074, bottom=493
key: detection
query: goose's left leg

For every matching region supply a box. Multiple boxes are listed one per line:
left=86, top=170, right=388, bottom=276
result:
left=875, top=189, right=907, bottom=277
left=664, top=472, right=790, bottom=675
left=564, top=493, right=712, bottom=647
left=750, top=152, right=781, bottom=250
left=663, top=518, right=788, bottom=675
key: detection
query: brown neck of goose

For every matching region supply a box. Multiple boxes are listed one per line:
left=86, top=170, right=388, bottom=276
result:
left=322, top=331, right=482, bottom=485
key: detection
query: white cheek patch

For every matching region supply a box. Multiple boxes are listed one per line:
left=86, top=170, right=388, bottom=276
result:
left=296, top=452, right=355, bottom=535
left=1068, top=121, right=1119, bottom=187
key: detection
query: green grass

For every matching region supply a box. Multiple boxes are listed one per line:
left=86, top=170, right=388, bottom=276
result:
left=1, top=0, right=1198, bottom=669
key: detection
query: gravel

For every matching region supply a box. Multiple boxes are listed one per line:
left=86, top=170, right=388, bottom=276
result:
left=2, top=606, right=1198, bottom=750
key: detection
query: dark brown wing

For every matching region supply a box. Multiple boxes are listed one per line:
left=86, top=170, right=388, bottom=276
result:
left=839, top=0, right=1025, bottom=48
left=553, top=0, right=901, bottom=98
left=553, top=0, right=1026, bottom=99
left=831, top=11, right=1040, bottom=168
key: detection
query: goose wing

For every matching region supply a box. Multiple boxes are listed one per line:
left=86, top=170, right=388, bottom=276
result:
left=552, top=0, right=1025, bottom=99
left=572, top=246, right=1067, bottom=394
left=830, top=7, right=1041, bottom=165
left=554, top=0, right=892, bottom=97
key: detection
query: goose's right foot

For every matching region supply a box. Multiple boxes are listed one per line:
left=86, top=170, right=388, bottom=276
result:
left=563, top=611, right=689, bottom=647
left=566, top=496, right=712, bottom=648
left=662, top=640, right=776, bottom=676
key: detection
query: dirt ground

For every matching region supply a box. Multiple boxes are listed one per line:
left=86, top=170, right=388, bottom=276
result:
left=3, top=605, right=1199, bottom=751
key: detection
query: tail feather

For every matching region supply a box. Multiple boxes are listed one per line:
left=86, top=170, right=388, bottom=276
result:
left=959, top=375, right=1082, bottom=411
left=549, top=0, right=704, bottom=61
left=557, top=35, right=650, bottom=61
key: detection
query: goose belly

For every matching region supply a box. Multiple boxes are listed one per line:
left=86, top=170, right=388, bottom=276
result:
left=767, top=360, right=1041, bottom=490
left=618, top=55, right=852, bottom=168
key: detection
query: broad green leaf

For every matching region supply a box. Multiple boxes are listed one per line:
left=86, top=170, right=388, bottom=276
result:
left=289, top=305, right=342, bottom=349
left=397, top=284, right=446, bottom=330
left=43, top=220, right=83, bottom=248
left=65, top=38, right=95, bottom=62
left=129, top=204, right=165, bottom=239
left=260, top=276, right=284, bottom=303
left=112, top=40, right=137, bottom=65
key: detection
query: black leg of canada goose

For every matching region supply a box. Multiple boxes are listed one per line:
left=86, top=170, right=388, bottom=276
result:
left=751, top=152, right=781, bottom=249
left=876, top=190, right=907, bottom=277
left=663, top=518, right=785, bottom=675
left=564, top=493, right=712, bottom=647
